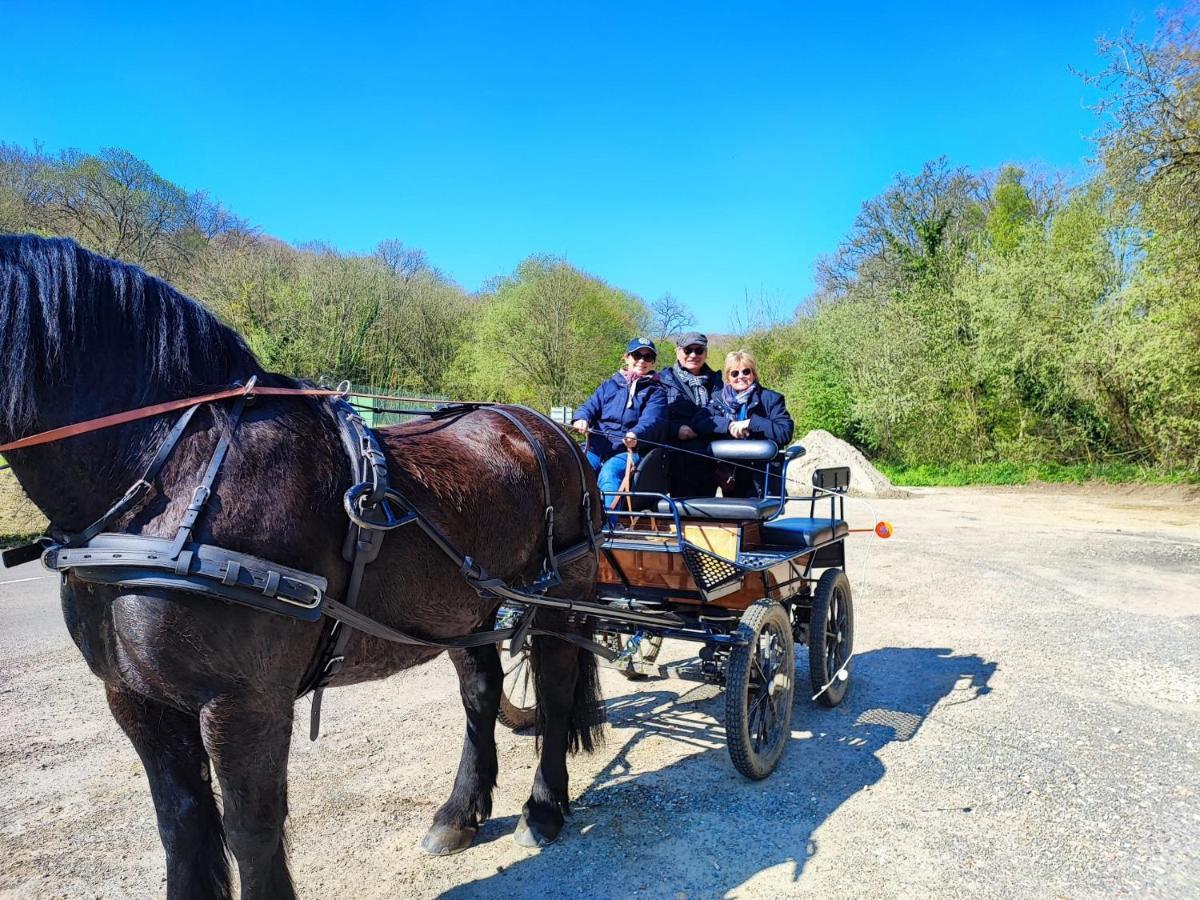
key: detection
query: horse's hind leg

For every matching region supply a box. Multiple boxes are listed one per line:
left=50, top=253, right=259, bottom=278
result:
left=422, top=642, right=503, bottom=855
left=199, top=695, right=296, bottom=900
left=106, top=685, right=230, bottom=900
left=515, top=631, right=603, bottom=848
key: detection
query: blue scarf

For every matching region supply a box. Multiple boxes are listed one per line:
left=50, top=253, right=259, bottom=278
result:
left=721, top=383, right=759, bottom=420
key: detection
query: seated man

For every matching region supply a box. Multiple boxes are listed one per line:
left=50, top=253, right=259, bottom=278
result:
left=657, top=331, right=723, bottom=497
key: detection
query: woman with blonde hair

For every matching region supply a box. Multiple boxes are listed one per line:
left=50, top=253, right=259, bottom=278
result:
left=701, top=349, right=794, bottom=497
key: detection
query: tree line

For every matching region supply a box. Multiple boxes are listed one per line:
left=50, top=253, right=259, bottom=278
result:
left=1, top=7, right=1195, bottom=471
left=746, top=10, right=1198, bottom=471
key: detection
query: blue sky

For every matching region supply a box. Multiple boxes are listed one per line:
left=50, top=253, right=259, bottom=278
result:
left=0, top=1, right=1155, bottom=331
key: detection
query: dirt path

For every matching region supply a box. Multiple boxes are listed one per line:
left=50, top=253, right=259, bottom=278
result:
left=1, top=486, right=1197, bottom=898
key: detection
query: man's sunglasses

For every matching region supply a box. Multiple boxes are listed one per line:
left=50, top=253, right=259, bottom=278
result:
left=682, top=346, right=707, bottom=356
left=728, top=368, right=755, bottom=378
left=630, top=351, right=657, bottom=361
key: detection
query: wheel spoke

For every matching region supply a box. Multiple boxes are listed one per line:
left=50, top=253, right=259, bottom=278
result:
left=757, top=699, right=774, bottom=750
left=752, top=694, right=770, bottom=751
left=503, top=653, right=527, bottom=677
left=748, top=693, right=767, bottom=750
left=751, top=653, right=769, bottom=686
left=516, top=661, right=533, bottom=709
left=747, top=690, right=768, bottom=726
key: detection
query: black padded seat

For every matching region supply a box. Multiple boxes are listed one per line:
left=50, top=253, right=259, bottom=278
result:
left=657, top=497, right=782, bottom=521
left=760, top=517, right=849, bottom=548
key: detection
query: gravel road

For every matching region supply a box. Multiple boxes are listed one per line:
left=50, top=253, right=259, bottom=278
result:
left=1, top=485, right=1197, bottom=898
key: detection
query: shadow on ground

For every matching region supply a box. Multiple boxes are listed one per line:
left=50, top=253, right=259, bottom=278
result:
left=442, top=646, right=995, bottom=898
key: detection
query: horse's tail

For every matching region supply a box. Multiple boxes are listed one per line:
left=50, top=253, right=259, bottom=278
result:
left=567, top=635, right=605, bottom=753
left=530, top=618, right=606, bottom=755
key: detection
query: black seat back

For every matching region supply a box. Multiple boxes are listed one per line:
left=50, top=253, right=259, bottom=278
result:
left=812, top=466, right=851, bottom=493
left=810, top=466, right=850, bottom=522
left=628, top=447, right=670, bottom=511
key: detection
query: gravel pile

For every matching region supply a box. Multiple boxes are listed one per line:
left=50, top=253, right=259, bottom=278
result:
left=785, top=429, right=910, bottom=499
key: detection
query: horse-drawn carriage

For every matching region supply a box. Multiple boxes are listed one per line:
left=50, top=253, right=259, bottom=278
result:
left=0, top=236, right=892, bottom=893
left=499, top=438, right=865, bottom=780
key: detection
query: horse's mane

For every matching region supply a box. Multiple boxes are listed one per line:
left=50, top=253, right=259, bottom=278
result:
left=0, top=234, right=262, bottom=432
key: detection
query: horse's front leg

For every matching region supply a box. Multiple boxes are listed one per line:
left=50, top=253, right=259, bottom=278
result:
left=515, top=633, right=583, bottom=848
left=422, top=642, right=503, bottom=855
left=106, top=685, right=231, bottom=900
left=199, top=694, right=296, bottom=900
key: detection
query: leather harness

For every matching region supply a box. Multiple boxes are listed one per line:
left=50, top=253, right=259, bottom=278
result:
left=2, top=381, right=610, bottom=739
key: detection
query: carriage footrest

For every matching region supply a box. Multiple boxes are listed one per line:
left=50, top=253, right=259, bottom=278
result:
left=759, top=518, right=848, bottom=549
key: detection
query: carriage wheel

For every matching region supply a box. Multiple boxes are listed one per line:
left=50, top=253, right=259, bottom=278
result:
left=600, top=631, right=664, bottom=679
left=808, top=569, right=853, bottom=708
left=724, top=599, right=795, bottom=780
left=498, top=642, right=538, bottom=730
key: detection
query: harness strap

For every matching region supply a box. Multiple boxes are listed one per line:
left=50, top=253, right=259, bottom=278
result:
left=307, top=399, right=395, bottom=737
left=483, top=406, right=559, bottom=582
left=320, top=597, right=617, bottom=663
left=76, top=403, right=205, bottom=546
left=169, top=387, right=253, bottom=558
left=2, top=403, right=205, bottom=570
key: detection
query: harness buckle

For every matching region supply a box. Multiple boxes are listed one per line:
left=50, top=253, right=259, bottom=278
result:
left=189, top=485, right=210, bottom=508
left=121, top=478, right=153, bottom=503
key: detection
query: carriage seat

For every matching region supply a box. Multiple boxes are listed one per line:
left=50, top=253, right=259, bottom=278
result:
left=760, top=517, right=849, bottom=548
left=656, top=497, right=781, bottom=521
left=709, top=439, right=779, bottom=461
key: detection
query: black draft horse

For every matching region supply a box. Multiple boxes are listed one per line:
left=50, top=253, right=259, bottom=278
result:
left=0, top=235, right=604, bottom=899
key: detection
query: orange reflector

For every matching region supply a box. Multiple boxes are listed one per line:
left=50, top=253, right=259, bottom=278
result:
left=875, top=521, right=893, bottom=539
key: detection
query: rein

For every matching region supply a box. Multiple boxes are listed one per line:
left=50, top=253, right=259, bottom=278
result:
left=0, top=385, right=446, bottom=455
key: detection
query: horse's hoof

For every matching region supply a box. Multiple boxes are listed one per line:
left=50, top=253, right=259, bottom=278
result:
left=513, top=812, right=560, bottom=848
left=420, top=825, right=478, bottom=856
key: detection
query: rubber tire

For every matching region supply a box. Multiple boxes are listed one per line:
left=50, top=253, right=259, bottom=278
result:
left=724, top=599, right=795, bottom=780
left=498, top=644, right=538, bottom=730
left=809, top=569, right=853, bottom=708
left=601, top=632, right=664, bottom=680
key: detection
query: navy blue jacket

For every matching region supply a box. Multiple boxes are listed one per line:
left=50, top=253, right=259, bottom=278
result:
left=576, top=372, right=668, bottom=458
left=703, top=385, right=795, bottom=446
left=658, top=364, right=724, bottom=442
left=700, top=385, right=795, bottom=497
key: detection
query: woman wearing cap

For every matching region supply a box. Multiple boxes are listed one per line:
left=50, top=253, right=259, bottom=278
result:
left=702, top=349, right=794, bottom=497
left=658, top=331, right=724, bottom=496
left=571, top=338, right=668, bottom=502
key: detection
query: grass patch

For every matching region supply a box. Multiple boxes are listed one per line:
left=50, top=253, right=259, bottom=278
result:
left=0, top=469, right=48, bottom=545
left=1, top=531, right=43, bottom=550
left=878, top=461, right=1200, bottom=487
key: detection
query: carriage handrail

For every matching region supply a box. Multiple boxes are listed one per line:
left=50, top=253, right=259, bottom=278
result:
left=602, top=490, right=685, bottom=547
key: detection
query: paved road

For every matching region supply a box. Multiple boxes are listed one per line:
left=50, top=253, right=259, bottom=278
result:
left=1, top=486, right=1198, bottom=898
left=0, top=561, right=61, bottom=660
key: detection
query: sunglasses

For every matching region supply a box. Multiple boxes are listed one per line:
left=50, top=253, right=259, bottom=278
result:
left=728, top=368, right=755, bottom=378
left=630, top=351, right=657, bottom=361
left=682, top=346, right=707, bottom=356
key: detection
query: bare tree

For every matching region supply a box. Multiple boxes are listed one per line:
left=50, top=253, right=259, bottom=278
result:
left=649, top=292, right=695, bottom=340
left=1079, top=5, right=1200, bottom=224
left=375, top=239, right=443, bottom=283
left=729, top=287, right=785, bottom=338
